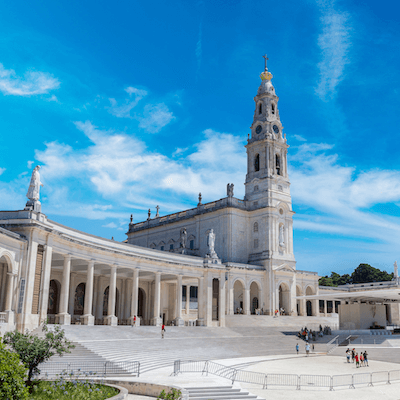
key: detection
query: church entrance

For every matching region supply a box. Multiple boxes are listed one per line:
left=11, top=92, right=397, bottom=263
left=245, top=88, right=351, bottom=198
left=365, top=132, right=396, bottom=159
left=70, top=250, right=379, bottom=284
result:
left=306, top=287, right=314, bottom=316
left=250, top=281, right=260, bottom=314
left=233, top=280, right=244, bottom=314
left=74, top=283, right=85, bottom=316
left=47, top=279, right=60, bottom=317
left=138, top=288, right=145, bottom=319
left=278, top=283, right=290, bottom=315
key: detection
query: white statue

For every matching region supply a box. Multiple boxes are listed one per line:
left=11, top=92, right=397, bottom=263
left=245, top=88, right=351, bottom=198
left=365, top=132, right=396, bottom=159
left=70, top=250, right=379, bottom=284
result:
left=207, top=229, right=216, bottom=254
left=180, top=228, right=187, bottom=248
left=227, top=183, right=234, bottom=197
left=26, top=166, right=43, bottom=201
left=279, top=224, right=285, bottom=247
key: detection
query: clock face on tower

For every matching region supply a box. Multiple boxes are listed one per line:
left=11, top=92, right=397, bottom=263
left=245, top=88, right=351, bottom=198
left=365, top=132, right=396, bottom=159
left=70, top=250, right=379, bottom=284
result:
left=273, top=125, right=280, bottom=134
left=256, top=125, right=262, bottom=134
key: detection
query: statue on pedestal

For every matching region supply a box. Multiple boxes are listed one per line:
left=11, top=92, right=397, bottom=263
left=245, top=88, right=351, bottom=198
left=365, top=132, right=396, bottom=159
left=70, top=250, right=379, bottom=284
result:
left=227, top=183, right=234, bottom=197
left=25, top=166, right=43, bottom=212
left=180, top=228, right=187, bottom=249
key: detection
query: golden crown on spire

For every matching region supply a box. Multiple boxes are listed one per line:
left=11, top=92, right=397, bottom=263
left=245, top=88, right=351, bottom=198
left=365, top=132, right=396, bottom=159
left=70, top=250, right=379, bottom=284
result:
left=260, top=54, right=273, bottom=81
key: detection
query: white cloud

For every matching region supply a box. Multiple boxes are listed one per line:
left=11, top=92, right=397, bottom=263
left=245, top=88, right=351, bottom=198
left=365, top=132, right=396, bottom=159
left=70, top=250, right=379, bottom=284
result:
left=138, top=103, right=175, bottom=133
left=315, top=7, right=352, bottom=101
left=290, top=142, right=400, bottom=244
left=293, top=134, right=307, bottom=142
left=0, top=167, right=5, bottom=175
left=102, top=222, right=117, bottom=228
left=0, top=63, right=60, bottom=96
left=107, top=87, right=147, bottom=118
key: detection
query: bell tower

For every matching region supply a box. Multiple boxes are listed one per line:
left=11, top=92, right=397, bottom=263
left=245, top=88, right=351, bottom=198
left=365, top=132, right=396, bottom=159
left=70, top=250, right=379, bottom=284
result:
left=245, top=56, right=295, bottom=271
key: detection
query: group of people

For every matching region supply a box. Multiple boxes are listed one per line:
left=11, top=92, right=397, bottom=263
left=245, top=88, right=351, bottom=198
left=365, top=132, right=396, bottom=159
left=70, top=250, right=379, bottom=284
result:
left=296, top=341, right=314, bottom=356
left=298, top=326, right=316, bottom=341
left=346, top=348, right=369, bottom=367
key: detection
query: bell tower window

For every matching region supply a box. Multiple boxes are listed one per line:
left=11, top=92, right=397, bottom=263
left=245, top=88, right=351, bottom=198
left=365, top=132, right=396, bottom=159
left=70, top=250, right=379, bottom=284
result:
left=259, top=103, right=262, bottom=114
left=276, top=154, right=281, bottom=175
left=271, top=103, right=275, bottom=115
left=254, top=154, right=260, bottom=172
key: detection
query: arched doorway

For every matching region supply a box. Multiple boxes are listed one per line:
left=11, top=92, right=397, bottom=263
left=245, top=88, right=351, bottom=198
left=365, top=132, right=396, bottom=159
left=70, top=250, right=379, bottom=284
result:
left=296, top=286, right=302, bottom=316
left=0, top=256, right=11, bottom=312
left=47, top=279, right=60, bottom=315
left=74, top=283, right=85, bottom=316
left=306, top=286, right=314, bottom=316
left=233, top=280, right=244, bottom=314
left=103, top=286, right=119, bottom=317
left=278, top=283, right=290, bottom=315
left=250, top=281, right=260, bottom=314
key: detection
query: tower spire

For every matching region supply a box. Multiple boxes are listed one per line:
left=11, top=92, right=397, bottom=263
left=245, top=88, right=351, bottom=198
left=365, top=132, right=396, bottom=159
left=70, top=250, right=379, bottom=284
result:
left=263, top=54, right=269, bottom=71
left=260, top=54, right=273, bottom=81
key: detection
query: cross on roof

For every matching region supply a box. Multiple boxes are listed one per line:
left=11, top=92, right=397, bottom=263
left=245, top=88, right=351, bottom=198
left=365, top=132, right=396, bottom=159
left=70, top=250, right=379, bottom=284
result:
left=263, top=54, right=269, bottom=70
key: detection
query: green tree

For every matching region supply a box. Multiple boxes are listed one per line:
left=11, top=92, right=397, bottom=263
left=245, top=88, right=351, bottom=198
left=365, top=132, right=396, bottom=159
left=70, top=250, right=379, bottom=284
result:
left=351, top=263, right=393, bottom=283
left=0, top=341, right=29, bottom=399
left=3, top=324, right=74, bottom=386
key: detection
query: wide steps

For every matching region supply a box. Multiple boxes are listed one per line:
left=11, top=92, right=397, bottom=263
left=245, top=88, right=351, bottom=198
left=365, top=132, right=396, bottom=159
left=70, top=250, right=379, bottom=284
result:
left=185, top=386, right=263, bottom=400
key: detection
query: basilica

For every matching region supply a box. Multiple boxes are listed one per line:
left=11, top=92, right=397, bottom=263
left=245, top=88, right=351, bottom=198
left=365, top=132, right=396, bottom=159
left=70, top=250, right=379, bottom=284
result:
left=0, top=62, right=320, bottom=334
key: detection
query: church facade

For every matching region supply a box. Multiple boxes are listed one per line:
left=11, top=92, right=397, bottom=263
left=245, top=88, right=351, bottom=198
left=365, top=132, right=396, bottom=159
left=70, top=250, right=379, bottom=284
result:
left=0, top=63, right=320, bottom=335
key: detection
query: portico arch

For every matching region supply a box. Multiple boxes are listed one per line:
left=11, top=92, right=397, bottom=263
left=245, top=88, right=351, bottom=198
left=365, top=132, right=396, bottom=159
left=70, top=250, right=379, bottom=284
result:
left=47, top=279, right=61, bottom=315
left=103, top=286, right=119, bottom=318
left=74, top=282, right=85, bottom=316
left=250, top=281, right=260, bottom=314
left=278, top=282, right=290, bottom=315
left=0, top=254, right=13, bottom=313
left=306, top=286, right=314, bottom=316
left=233, top=279, right=245, bottom=314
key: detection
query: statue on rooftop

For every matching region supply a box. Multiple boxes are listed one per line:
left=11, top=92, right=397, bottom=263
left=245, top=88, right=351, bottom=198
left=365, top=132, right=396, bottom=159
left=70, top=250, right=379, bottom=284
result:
left=26, top=166, right=43, bottom=202
left=180, top=227, right=187, bottom=249
left=227, top=183, right=234, bottom=197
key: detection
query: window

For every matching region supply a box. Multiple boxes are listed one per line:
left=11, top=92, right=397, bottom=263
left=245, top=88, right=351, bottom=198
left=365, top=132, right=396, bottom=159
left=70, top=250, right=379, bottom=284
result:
left=160, top=246, right=164, bottom=251
left=190, top=286, right=198, bottom=301
left=254, top=154, right=260, bottom=172
left=335, top=301, right=340, bottom=313
left=254, top=185, right=259, bottom=192
left=254, top=239, right=259, bottom=248
left=259, top=103, right=262, bottom=114
left=276, top=154, right=281, bottom=175
left=319, top=300, right=325, bottom=314
left=254, top=222, right=258, bottom=232
left=170, top=243, right=174, bottom=250
left=271, top=103, right=275, bottom=114
left=327, top=301, right=333, bottom=313
left=182, top=286, right=187, bottom=301
left=190, top=239, right=194, bottom=250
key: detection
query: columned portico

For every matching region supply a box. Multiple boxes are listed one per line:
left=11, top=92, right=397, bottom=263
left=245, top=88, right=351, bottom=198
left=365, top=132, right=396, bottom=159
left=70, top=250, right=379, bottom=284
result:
left=82, top=260, right=95, bottom=325
left=244, top=284, right=250, bottom=315
left=174, top=274, right=184, bottom=326
left=197, top=276, right=205, bottom=326
left=104, top=265, right=118, bottom=326
left=56, top=255, right=71, bottom=325
left=219, top=271, right=226, bottom=326
left=151, top=272, right=162, bottom=326
left=128, top=268, right=139, bottom=325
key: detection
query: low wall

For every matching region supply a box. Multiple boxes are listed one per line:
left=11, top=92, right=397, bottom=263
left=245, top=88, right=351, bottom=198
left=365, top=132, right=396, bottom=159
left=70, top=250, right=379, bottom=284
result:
left=103, top=380, right=188, bottom=400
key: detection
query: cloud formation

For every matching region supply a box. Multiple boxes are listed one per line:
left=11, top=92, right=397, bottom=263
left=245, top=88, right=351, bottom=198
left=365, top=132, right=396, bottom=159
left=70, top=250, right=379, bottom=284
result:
left=138, top=103, right=175, bottom=133
left=0, top=63, right=60, bottom=96
left=107, top=87, right=148, bottom=118
left=315, top=5, right=352, bottom=100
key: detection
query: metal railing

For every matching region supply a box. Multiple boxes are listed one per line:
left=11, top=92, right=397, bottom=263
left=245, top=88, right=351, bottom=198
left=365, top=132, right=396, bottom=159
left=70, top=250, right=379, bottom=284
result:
left=36, top=361, right=140, bottom=378
left=173, top=360, right=400, bottom=391
left=326, top=335, right=339, bottom=354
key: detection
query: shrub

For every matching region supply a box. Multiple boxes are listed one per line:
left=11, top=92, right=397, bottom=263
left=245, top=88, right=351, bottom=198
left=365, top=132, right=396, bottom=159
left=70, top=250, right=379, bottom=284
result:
left=158, top=388, right=182, bottom=400
left=0, top=341, right=29, bottom=399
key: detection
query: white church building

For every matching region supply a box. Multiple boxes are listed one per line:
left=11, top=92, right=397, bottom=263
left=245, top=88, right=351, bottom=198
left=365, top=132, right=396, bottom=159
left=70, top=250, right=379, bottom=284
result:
left=0, top=61, right=337, bottom=334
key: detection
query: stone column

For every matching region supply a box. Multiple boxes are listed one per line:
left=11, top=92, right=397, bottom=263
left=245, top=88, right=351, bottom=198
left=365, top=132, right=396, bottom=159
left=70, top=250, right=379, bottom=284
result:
left=174, top=274, right=184, bottom=326
left=129, top=268, right=139, bottom=325
left=219, top=271, right=226, bottom=327
left=323, top=300, right=327, bottom=316
left=105, top=266, right=118, bottom=326
left=151, top=272, right=162, bottom=326
left=244, top=283, right=250, bottom=315
left=82, top=260, right=95, bottom=325
left=0, top=265, right=7, bottom=311
left=68, top=272, right=76, bottom=317
left=197, top=276, right=205, bottom=326
left=186, top=284, right=190, bottom=316
left=39, top=242, right=53, bottom=324
left=56, top=255, right=71, bottom=325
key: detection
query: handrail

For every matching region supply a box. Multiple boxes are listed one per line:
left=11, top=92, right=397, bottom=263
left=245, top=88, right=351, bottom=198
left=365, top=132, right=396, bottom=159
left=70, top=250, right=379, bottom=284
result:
left=174, top=360, right=400, bottom=391
left=326, top=335, right=339, bottom=354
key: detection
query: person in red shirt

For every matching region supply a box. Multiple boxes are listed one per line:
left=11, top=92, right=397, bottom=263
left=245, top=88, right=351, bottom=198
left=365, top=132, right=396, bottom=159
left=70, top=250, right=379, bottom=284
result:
left=161, top=324, right=165, bottom=339
left=355, top=353, right=360, bottom=368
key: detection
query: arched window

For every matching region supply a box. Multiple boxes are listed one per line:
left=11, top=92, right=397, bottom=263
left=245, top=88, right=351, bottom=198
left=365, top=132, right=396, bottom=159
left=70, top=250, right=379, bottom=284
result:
left=258, top=103, right=262, bottom=114
left=276, top=154, right=281, bottom=175
left=254, top=154, right=260, bottom=172
left=253, top=222, right=258, bottom=232
left=271, top=103, right=275, bottom=115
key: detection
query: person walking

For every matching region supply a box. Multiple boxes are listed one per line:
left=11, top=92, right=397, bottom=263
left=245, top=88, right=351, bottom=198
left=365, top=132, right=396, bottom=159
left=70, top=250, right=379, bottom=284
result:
left=355, top=352, right=360, bottom=368
left=305, top=342, right=310, bottom=356
left=296, top=343, right=299, bottom=354
left=351, top=348, right=355, bottom=363
left=161, top=324, right=165, bottom=339
left=359, top=352, right=364, bottom=366
left=346, top=348, right=351, bottom=363
left=363, top=351, right=369, bottom=367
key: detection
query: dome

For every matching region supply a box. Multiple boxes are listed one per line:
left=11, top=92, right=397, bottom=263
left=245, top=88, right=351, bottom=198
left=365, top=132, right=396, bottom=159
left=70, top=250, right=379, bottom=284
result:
left=257, top=79, right=275, bottom=96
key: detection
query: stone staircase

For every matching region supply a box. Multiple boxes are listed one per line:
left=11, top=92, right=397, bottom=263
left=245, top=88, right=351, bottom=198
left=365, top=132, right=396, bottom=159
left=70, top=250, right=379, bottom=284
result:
left=185, top=386, right=263, bottom=400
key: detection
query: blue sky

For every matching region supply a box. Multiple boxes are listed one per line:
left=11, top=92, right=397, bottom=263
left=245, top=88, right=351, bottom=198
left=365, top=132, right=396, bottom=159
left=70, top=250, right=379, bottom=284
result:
left=0, top=0, right=400, bottom=277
